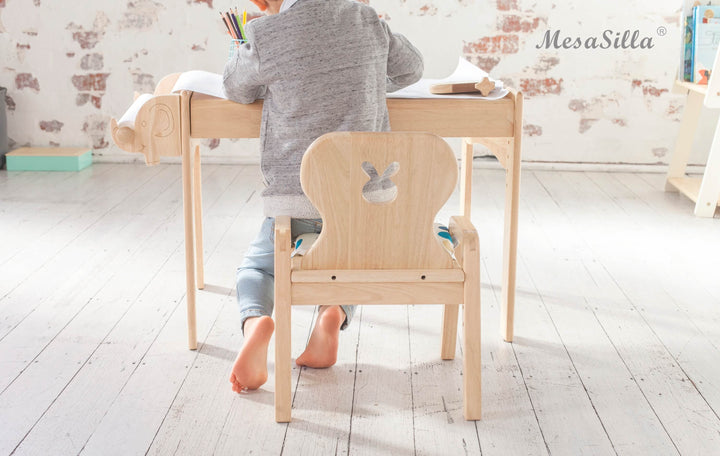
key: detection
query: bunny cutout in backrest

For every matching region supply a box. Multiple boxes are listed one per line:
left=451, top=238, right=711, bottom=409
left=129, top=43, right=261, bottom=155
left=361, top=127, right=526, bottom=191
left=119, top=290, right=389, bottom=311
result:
left=360, top=160, right=400, bottom=204
left=300, top=132, right=458, bottom=270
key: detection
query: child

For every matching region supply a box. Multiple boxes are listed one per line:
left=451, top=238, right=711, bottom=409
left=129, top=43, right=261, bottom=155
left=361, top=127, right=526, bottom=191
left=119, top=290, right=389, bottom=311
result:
left=223, top=0, right=424, bottom=393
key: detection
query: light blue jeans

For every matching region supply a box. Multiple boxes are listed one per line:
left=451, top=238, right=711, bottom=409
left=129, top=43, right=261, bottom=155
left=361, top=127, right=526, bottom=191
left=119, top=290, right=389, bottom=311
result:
left=236, top=217, right=355, bottom=335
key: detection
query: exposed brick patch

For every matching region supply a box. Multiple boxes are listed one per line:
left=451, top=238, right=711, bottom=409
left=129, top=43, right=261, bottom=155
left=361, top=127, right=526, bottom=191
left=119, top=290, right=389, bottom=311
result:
left=666, top=99, right=683, bottom=118
left=468, top=55, right=501, bottom=72
left=191, top=0, right=212, bottom=7
left=579, top=118, right=598, bottom=134
left=191, top=43, right=205, bottom=51
left=631, top=79, right=668, bottom=97
left=66, top=52, right=75, bottom=58
left=120, top=0, right=164, bottom=31
left=131, top=71, right=155, bottom=93
left=568, top=99, right=588, bottom=112
left=72, top=73, right=110, bottom=92
left=69, top=29, right=100, bottom=49
left=417, top=4, right=437, bottom=15
left=524, top=124, right=542, bottom=136
left=204, top=138, right=220, bottom=149
left=80, top=53, right=104, bottom=70
left=497, top=0, right=518, bottom=11
left=652, top=147, right=668, bottom=157
left=76, top=93, right=90, bottom=106
left=16, top=43, right=30, bottom=50
left=5, top=94, right=15, bottom=111
left=0, top=0, right=6, bottom=7
left=15, top=73, right=40, bottom=92
left=33, top=0, right=40, bottom=6
left=611, top=118, right=627, bottom=127
left=91, top=95, right=102, bottom=109
left=67, top=12, right=111, bottom=49
left=642, top=85, right=668, bottom=97
left=499, top=77, right=514, bottom=89
left=82, top=115, right=109, bottom=149
left=533, top=55, right=559, bottom=72
left=520, top=77, right=562, bottom=96
left=40, top=120, right=64, bottom=132
left=499, top=15, right=541, bottom=33
left=464, top=35, right=519, bottom=54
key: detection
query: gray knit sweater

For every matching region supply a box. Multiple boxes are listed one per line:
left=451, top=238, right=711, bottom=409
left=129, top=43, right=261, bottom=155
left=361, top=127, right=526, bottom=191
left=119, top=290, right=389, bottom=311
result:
left=222, top=0, right=424, bottom=218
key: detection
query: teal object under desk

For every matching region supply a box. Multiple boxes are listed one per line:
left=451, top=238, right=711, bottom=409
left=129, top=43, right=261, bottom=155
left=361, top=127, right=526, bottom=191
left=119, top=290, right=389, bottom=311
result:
left=6, top=147, right=93, bottom=171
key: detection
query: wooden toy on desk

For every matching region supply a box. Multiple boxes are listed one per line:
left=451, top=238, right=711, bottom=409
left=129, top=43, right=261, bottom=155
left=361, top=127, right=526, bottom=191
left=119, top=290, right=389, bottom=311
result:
left=475, top=77, right=496, bottom=96
left=430, top=77, right=496, bottom=96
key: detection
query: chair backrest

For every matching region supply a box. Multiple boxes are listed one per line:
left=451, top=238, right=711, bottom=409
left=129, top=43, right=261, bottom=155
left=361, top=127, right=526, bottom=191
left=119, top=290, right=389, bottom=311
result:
left=300, top=132, right=458, bottom=270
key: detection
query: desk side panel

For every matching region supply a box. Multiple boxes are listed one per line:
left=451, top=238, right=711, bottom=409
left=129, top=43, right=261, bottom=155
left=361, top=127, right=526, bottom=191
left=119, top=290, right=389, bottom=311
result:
left=190, top=96, right=514, bottom=139
left=387, top=98, right=514, bottom=137
left=191, top=98, right=263, bottom=138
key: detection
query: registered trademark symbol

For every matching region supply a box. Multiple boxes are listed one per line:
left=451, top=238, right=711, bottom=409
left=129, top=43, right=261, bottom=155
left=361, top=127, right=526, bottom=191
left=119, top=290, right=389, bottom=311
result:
left=657, top=26, right=667, bottom=36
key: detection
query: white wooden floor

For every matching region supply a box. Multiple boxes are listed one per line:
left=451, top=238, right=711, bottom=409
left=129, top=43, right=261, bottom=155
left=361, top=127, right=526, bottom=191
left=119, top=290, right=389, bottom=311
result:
left=0, top=163, right=719, bottom=456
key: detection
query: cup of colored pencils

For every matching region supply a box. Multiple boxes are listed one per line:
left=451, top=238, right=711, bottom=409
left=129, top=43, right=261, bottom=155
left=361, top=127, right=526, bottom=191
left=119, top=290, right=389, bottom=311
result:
left=221, top=7, right=249, bottom=58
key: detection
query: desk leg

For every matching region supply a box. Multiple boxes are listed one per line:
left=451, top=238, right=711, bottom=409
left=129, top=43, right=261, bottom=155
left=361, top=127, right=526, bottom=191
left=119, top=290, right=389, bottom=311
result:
left=501, top=91, right=522, bottom=343
left=181, top=91, right=198, bottom=350
left=666, top=90, right=703, bottom=191
left=193, top=141, right=205, bottom=289
left=460, top=138, right=473, bottom=217
left=695, top=122, right=720, bottom=217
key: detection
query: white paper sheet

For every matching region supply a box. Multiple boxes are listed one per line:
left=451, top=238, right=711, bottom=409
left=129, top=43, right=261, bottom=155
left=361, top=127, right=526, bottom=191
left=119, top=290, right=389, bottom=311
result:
left=388, top=57, right=509, bottom=100
left=171, top=70, right=227, bottom=99
left=117, top=93, right=154, bottom=129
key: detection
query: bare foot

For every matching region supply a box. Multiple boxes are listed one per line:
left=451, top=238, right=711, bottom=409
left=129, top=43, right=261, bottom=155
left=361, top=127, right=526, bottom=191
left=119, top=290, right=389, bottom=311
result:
left=296, top=306, right=345, bottom=368
left=230, top=316, right=274, bottom=392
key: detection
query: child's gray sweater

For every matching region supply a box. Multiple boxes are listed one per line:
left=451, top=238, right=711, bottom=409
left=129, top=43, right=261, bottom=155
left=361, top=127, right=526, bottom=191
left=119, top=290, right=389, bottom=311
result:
left=223, top=0, right=424, bottom=218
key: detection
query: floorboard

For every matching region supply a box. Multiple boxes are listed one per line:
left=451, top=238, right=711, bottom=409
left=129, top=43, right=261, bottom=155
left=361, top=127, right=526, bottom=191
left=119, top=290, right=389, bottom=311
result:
left=0, top=164, right=718, bottom=456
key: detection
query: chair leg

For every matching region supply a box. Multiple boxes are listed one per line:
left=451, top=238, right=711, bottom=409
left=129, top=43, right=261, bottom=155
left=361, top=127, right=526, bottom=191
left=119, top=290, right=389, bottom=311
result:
left=441, top=304, right=459, bottom=360
left=275, top=297, right=291, bottom=422
left=274, top=216, right=292, bottom=423
left=463, top=292, right=481, bottom=420
left=463, top=249, right=481, bottom=420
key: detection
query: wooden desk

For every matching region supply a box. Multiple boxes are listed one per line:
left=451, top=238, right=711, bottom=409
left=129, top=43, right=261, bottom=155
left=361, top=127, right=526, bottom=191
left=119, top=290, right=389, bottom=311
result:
left=111, top=78, right=523, bottom=348
left=666, top=80, right=720, bottom=216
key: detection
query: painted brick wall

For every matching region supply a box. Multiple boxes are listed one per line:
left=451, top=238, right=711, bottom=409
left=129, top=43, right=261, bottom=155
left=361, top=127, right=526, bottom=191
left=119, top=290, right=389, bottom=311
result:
left=0, top=0, right=710, bottom=166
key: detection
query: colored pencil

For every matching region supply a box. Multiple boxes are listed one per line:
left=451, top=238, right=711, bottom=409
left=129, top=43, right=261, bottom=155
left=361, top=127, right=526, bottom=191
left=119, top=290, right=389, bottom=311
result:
left=226, top=12, right=241, bottom=39
left=231, top=10, right=244, bottom=40
left=220, top=12, right=236, bottom=38
left=235, top=11, right=246, bottom=40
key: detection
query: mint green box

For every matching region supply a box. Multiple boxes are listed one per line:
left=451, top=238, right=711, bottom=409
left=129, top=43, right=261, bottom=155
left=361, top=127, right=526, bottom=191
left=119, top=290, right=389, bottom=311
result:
left=6, top=147, right=93, bottom=171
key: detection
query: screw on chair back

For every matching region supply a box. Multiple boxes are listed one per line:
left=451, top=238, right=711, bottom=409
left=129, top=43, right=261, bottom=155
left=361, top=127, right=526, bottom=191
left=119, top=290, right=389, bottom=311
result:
left=299, top=132, right=458, bottom=270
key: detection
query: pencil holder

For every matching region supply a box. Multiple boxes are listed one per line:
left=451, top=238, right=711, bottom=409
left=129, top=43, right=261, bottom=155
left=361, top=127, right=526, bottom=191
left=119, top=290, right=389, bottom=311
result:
left=228, top=39, right=248, bottom=60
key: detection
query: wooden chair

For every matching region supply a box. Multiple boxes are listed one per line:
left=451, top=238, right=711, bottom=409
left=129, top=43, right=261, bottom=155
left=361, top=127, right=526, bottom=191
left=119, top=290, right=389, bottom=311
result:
left=273, top=131, right=481, bottom=422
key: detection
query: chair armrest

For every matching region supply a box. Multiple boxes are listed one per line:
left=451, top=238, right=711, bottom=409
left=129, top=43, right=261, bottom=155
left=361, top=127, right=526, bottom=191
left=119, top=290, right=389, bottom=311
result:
left=449, top=215, right=479, bottom=267
left=274, top=216, right=292, bottom=254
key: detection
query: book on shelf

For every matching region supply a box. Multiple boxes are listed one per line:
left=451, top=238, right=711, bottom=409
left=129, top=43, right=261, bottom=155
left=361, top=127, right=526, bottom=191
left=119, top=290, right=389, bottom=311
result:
left=692, top=5, right=720, bottom=84
left=683, top=13, right=694, bottom=81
